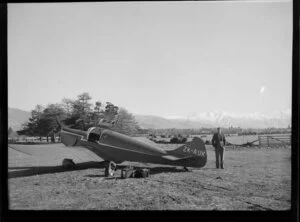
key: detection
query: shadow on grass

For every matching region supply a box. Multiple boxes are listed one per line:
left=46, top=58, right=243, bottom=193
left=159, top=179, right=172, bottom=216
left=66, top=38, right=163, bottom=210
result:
left=8, top=161, right=106, bottom=179
left=136, top=166, right=187, bottom=175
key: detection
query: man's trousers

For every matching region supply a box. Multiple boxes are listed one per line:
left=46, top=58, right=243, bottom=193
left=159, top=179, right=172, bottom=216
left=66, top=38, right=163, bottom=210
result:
left=215, top=146, right=225, bottom=169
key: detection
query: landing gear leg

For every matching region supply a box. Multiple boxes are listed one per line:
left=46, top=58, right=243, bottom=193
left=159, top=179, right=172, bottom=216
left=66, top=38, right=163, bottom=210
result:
left=104, top=161, right=117, bottom=177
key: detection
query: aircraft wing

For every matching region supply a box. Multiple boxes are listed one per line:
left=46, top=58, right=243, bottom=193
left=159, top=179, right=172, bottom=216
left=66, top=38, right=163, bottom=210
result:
left=8, top=144, right=103, bottom=167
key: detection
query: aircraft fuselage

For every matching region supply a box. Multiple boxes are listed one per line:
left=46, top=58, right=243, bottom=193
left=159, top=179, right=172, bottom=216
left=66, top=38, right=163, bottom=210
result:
left=61, top=126, right=207, bottom=168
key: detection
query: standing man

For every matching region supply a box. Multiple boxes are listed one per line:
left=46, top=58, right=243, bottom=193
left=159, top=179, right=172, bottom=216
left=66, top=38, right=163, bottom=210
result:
left=212, top=127, right=226, bottom=169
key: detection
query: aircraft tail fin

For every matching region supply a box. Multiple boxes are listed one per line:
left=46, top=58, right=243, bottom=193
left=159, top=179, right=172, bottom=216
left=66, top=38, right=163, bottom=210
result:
left=167, top=137, right=207, bottom=159
left=57, top=117, right=87, bottom=146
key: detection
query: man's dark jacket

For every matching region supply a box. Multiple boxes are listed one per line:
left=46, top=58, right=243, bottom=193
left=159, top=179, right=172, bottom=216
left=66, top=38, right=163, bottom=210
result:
left=212, top=133, right=226, bottom=148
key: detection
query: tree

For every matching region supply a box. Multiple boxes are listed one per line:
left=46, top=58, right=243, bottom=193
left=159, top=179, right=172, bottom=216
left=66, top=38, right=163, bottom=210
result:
left=86, top=101, right=104, bottom=127
left=61, top=98, right=74, bottom=117
left=17, top=104, right=66, bottom=142
left=112, top=108, right=140, bottom=136
left=18, top=92, right=141, bottom=142
left=76, top=92, right=92, bottom=115
left=85, top=101, right=119, bottom=129
left=104, top=102, right=119, bottom=122
left=94, top=101, right=102, bottom=113
left=17, top=105, right=46, bottom=141
left=42, top=103, right=66, bottom=142
left=66, top=92, right=93, bottom=130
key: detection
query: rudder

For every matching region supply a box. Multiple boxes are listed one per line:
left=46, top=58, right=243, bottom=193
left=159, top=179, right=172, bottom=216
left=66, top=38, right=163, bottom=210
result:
left=167, top=137, right=207, bottom=159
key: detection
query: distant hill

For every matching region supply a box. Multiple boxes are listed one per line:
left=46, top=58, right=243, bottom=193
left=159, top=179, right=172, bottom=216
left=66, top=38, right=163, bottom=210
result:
left=134, top=115, right=213, bottom=129
left=8, top=108, right=31, bottom=130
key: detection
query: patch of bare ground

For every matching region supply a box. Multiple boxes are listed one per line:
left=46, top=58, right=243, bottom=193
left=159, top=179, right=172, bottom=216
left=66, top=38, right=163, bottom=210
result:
left=8, top=144, right=291, bottom=210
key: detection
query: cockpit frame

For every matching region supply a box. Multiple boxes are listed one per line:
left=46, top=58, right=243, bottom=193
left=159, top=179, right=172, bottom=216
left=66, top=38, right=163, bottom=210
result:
left=86, top=127, right=102, bottom=143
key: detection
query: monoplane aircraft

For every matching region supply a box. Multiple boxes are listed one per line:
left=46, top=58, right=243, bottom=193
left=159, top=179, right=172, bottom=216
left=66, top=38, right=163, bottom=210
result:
left=58, top=119, right=207, bottom=177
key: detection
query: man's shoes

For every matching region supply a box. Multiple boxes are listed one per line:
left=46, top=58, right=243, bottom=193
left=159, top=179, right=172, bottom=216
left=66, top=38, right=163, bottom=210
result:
left=221, top=164, right=224, bottom=169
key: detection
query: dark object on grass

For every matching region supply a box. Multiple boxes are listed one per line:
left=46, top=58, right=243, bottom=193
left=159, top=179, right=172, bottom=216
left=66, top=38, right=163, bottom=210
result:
left=134, top=169, right=150, bottom=178
left=121, top=168, right=150, bottom=179
left=241, top=140, right=259, bottom=147
left=121, top=167, right=135, bottom=179
left=62, top=158, right=76, bottom=169
left=170, top=136, right=187, bottom=144
left=181, top=137, right=187, bottom=143
left=170, top=137, right=180, bottom=144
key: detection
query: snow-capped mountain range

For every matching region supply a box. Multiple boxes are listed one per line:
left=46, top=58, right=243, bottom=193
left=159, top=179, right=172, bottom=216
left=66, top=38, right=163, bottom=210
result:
left=135, top=110, right=291, bottom=129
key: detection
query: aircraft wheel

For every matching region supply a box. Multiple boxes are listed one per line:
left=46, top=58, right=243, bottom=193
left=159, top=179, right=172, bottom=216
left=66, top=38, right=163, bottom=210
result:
left=105, top=161, right=117, bottom=177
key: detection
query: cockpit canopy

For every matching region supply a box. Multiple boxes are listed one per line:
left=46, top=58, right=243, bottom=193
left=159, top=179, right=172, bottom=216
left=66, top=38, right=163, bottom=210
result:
left=87, top=127, right=102, bottom=143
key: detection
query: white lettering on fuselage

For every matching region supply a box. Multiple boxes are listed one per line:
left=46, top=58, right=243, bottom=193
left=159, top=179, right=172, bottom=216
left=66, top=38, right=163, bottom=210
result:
left=182, top=145, right=206, bottom=157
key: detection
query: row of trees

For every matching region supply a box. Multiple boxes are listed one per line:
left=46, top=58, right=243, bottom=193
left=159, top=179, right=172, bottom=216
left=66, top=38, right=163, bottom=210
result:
left=17, top=92, right=140, bottom=142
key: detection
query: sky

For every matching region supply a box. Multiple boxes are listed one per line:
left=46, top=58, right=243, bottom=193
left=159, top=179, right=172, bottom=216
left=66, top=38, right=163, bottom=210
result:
left=8, top=1, right=292, bottom=117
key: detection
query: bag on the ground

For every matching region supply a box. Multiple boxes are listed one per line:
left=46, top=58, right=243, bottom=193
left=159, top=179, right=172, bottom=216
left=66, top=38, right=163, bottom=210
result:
left=134, top=169, right=150, bottom=178
left=121, top=167, right=135, bottom=179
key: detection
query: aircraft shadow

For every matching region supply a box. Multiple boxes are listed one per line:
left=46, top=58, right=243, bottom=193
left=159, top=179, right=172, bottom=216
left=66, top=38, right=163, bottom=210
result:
left=8, top=161, right=106, bottom=179
left=83, top=165, right=186, bottom=179
left=9, top=162, right=191, bottom=179
left=115, top=165, right=188, bottom=176
left=148, top=166, right=188, bottom=175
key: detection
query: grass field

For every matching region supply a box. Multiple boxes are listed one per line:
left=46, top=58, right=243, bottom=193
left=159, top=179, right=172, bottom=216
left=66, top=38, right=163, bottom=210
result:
left=8, top=143, right=291, bottom=210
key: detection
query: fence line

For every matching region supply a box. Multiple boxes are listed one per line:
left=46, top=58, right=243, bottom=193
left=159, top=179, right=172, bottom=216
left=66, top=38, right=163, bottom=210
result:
left=259, top=134, right=291, bottom=147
